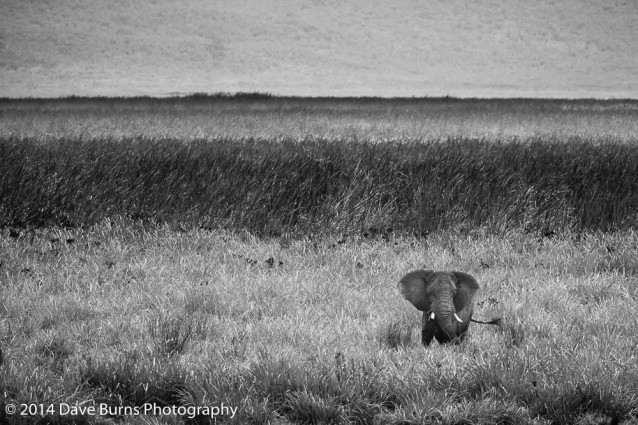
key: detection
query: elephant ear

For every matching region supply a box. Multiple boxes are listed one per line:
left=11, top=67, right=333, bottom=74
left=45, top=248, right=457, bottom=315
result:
left=397, top=270, right=435, bottom=311
left=451, top=271, right=480, bottom=312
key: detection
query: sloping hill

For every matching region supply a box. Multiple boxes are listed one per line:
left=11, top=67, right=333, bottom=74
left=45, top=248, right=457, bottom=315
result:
left=1, top=0, right=636, bottom=98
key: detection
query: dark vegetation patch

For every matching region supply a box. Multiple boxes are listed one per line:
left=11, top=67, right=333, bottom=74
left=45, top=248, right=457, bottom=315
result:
left=79, top=352, right=190, bottom=408
left=1, top=135, right=638, bottom=236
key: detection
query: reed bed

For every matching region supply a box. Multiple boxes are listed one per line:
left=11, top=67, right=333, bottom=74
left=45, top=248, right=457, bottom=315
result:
left=2, top=135, right=638, bottom=236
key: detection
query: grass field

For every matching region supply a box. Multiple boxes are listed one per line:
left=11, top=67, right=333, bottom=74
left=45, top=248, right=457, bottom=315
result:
left=3, top=95, right=638, bottom=141
left=1, top=96, right=638, bottom=424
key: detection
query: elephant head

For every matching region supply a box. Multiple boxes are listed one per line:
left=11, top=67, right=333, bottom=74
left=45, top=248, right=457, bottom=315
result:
left=398, top=270, right=479, bottom=346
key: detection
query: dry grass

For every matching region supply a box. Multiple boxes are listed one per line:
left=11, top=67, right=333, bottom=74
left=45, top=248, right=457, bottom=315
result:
left=1, top=222, right=637, bottom=424
left=1, top=96, right=637, bottom=424
left=2, top=96, right=638, bottom=141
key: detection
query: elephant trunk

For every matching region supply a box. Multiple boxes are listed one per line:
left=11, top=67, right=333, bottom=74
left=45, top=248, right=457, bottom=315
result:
left=433, top=293, right=458, bottom=341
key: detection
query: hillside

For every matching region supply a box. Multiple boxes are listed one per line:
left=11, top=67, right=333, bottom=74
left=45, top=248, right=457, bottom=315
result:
left=1, top=0, right=637, bottom=98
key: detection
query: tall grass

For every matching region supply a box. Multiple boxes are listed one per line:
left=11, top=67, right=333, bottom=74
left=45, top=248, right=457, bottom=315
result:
left=2, top=135, right=638, bottom=235
left=1, top=223, right=637, bottom=424
left=2, top=97, right=638, bottom=424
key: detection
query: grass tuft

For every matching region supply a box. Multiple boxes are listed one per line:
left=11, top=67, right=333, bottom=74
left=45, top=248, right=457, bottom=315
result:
left=498, top=320, right=526, bottom=349
left=285, top=390, right=343, bottom=424
left=79, top=352, right=190, bottom=407
left=147, top=313, right=208, bottom=358
left=34, top=336, right=74, bottom=373
left=378, top=317, right=415, bottom=350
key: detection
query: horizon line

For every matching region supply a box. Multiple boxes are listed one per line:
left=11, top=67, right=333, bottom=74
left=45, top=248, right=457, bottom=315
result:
left=2, top=92, right=638, bottom=102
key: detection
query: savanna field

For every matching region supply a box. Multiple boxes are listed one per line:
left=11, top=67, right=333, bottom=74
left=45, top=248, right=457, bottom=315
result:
left=1, top=95, right=638, bottom=424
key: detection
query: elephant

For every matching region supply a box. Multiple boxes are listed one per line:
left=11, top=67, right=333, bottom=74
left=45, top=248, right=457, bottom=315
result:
left=397, top=270, right=500, bottom=346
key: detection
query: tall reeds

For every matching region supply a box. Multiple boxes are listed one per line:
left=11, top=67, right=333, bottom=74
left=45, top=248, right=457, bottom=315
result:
left=2, top=135, right=637, bottom=235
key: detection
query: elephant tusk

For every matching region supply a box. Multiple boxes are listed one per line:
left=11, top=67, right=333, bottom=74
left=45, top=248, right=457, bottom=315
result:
left=454, top=313, right=463, bottom=323
left=430, top=312, right=436, bottom=320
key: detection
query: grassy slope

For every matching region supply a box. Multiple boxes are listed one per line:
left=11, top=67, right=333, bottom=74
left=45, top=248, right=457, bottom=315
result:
left=1, top=0, right=637, bottom=97
left=1, top=222, right=637, bottom=424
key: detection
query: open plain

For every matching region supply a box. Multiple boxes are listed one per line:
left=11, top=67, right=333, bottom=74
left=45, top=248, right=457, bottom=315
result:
left=1, top=95, right=638, bottom=424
